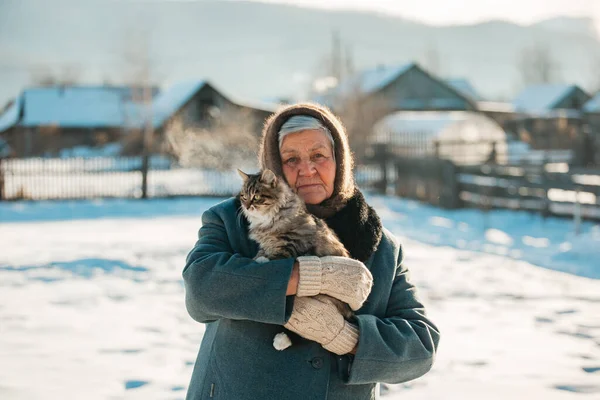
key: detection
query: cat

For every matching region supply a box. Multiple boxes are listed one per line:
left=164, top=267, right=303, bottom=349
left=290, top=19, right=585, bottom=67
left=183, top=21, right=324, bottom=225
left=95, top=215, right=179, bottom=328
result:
left=237, top=168, right=353, bottom=351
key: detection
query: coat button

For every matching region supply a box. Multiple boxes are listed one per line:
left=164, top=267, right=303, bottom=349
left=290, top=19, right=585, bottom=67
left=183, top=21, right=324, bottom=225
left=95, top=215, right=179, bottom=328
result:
left=311, top=357, right=323, bottom=369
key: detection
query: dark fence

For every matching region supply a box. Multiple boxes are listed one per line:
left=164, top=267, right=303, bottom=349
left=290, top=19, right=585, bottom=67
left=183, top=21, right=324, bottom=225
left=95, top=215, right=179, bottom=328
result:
left=371, top=139, right=575, bottom=167
left=2, top=153, right=598, bottom=221
left=457, top=164, right=600, bottom=220
left=388, top=157, right=600, bottom=220
left=0, top=156, right=384, bottom=201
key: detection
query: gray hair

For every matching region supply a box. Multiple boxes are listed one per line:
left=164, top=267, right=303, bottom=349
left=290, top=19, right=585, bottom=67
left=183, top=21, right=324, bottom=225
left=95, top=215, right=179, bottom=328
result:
left=278, top=116, right=335, bottom=156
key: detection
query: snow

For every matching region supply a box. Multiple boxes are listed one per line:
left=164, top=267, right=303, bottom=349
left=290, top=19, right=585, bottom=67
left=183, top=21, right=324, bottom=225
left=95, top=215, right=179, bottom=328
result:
left=0, top=161, right=240, bottom=200
left=512, top=85, right=577, bottom=113
left=58, top=143, right=123, bottom=158
left=20, top=87, right=130, bottom=128
left=150, top=80, right=206, bottom=129
left=371, top=111, right=508, bottom=164
left=445, top=78, right=483, bottom=101
left=1, top=194, right=599, bottom=399
left=318, top=63, right=414, bottom=103
left=0, top=97, right=21, bottom=133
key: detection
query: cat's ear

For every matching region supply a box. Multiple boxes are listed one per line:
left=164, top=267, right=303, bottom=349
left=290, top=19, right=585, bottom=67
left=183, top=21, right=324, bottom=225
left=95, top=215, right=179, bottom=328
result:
left=261, top=169, right=277, bottom=187
left=237, top=169, right=249, bottom=182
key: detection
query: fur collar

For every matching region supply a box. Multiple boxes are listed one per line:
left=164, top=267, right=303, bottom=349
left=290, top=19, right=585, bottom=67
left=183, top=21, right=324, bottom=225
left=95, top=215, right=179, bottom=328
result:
left=323, top=189, right=382, bottom=263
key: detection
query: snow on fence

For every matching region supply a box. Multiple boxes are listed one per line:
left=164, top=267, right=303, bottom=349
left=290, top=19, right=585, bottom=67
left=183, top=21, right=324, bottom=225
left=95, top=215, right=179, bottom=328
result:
left=0, top=157, right=383, bottom=201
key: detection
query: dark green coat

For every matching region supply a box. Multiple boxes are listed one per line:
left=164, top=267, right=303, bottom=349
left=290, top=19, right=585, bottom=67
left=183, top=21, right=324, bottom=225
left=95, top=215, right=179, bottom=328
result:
left=183, top=197, right=440, bottom=400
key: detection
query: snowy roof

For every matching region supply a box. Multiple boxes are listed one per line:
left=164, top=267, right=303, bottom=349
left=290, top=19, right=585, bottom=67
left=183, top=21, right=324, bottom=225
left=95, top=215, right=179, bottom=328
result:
left=316, top=63, right=415, bottom=103
left=0, top=81, right=278, bottom=132
left=445, top=78, right=483, bottom=101
left=151, top=80, right=207, bottom=128
left=476, top=101, right=515, bottom=113
left=0, top=97, right=21, bottom=133
left=227, top=95, right=281, bottom=113
left=22, top=86, right=135, bottom=128
left=372, top=111, right=506, bottom=142
left=512, top=84, right=577, bottom=113
left=583, top=92, right=600, bottom=113
left=0, top=86, right=154, bottom=131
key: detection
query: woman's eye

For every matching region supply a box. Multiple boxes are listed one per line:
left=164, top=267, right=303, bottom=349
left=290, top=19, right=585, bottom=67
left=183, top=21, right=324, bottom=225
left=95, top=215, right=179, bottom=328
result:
left=285, top=157, right=298, bottom=164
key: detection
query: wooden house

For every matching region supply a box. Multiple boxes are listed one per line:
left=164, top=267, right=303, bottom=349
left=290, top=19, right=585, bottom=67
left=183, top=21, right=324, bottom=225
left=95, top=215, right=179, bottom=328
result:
left=505, top=84, right=591, bottom=150
left=0, top=86, right=160, bottom=157
left=312, top=62, right=477, bottom=159
left=0, top=82, right=279, bottom=157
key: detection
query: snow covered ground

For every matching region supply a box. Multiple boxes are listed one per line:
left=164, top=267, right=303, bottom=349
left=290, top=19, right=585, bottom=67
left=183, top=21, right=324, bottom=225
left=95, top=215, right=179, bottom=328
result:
left=0, top=194, right=598, bottom=399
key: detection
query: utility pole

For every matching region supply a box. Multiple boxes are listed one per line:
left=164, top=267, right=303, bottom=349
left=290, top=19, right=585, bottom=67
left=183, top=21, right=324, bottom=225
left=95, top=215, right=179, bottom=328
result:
left=331, top=30, right=343, bottom=83
left=345, top=44, right=355, bottom=79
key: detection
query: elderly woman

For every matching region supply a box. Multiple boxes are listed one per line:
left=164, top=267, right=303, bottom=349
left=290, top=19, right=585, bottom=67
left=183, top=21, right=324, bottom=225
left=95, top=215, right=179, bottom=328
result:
left=182, top=103, right=440, bottom=400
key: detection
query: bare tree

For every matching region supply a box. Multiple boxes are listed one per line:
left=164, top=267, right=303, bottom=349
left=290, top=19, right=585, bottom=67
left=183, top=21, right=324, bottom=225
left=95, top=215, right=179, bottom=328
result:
left=422, top=43, right=441, bottom=76
left=334, top=83, right=393, bottom=162
left=117, top=29, right=163, bottom=155
left=30, top=64, right=81, bottom=86
left=518, top=43, right=560, bottom=86
left=588, top=52, right=600, bottom=95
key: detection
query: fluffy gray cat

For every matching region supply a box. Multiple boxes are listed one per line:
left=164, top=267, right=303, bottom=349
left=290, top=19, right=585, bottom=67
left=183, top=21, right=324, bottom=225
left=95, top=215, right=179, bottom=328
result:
left=237, top=168, right=353, bottom=350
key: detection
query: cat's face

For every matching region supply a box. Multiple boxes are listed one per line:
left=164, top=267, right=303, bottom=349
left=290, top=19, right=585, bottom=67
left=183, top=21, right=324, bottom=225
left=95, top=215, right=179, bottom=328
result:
left=237, top=169, right=282, bottom=216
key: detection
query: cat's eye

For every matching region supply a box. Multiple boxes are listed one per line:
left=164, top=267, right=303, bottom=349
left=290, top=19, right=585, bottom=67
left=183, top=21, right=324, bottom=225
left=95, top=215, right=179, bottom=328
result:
left=254, top=194, right=262, bottom=200
left=241, top=194, right=247, bottom=200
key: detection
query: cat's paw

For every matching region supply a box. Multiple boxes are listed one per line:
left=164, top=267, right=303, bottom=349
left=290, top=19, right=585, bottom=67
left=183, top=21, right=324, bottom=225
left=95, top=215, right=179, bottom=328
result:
left=273, top=332, right=292, bottom=351
left=255, top=256, right=270, bottom=264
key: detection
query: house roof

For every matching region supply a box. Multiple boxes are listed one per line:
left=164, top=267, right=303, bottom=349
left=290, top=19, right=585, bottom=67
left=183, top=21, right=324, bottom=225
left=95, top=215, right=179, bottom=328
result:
left=339, top=63, right=415, bottom=95
left=0, top=81, right=281, bottom=133
left=314, top=63, right=477, bottom=111
left=313, top=63, right=415, bottom=106
left=0, top=97, right=21, bottom=133
left=372, top=111, right=506, bottom=142
left=0, top=86, right=153, bottom=132
left=151, top=80, right=207, bottom=128
left=583, top=92, right=600, bottom=113
left=512, top=84, right=578, bottom=113
left=22, top=86, right=131, bottom=128
left=445, top=78, right=483, bottom=101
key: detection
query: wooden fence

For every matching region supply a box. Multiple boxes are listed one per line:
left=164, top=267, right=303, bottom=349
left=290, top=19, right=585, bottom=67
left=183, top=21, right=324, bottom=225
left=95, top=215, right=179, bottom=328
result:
left=1, top=154, right=598, bottom=221
left=388, top=157, right=600, bottom=220
left=0, top=156, right=383, bottom=201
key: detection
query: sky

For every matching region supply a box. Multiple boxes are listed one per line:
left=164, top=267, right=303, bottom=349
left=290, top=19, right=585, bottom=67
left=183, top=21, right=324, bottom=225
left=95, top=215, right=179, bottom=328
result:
left=253, top=0, right=600, bottom=29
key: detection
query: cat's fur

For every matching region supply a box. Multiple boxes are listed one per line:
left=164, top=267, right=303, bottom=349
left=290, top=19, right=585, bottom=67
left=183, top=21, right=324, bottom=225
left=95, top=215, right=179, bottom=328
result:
left=237, top=168, right=353, bottom=350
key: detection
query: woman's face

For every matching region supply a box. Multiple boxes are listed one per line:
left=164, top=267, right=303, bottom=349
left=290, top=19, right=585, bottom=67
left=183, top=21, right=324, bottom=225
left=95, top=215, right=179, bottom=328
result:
left=280, top=129, right=336, bottom=205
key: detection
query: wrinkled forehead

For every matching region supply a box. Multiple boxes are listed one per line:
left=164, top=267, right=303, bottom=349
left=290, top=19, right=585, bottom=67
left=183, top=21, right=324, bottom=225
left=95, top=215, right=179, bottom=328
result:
left=279, top=129, right=334, bottom=155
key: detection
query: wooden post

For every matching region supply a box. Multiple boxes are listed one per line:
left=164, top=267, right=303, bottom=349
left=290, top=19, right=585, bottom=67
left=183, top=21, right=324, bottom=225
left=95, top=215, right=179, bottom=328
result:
left=141, top=152, right=149, bottom=199
left=140, top=84, right=153, bottom=200
left=0, top=157, right=4, bottom=201
left=574, top=187, right=581, bottom=235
